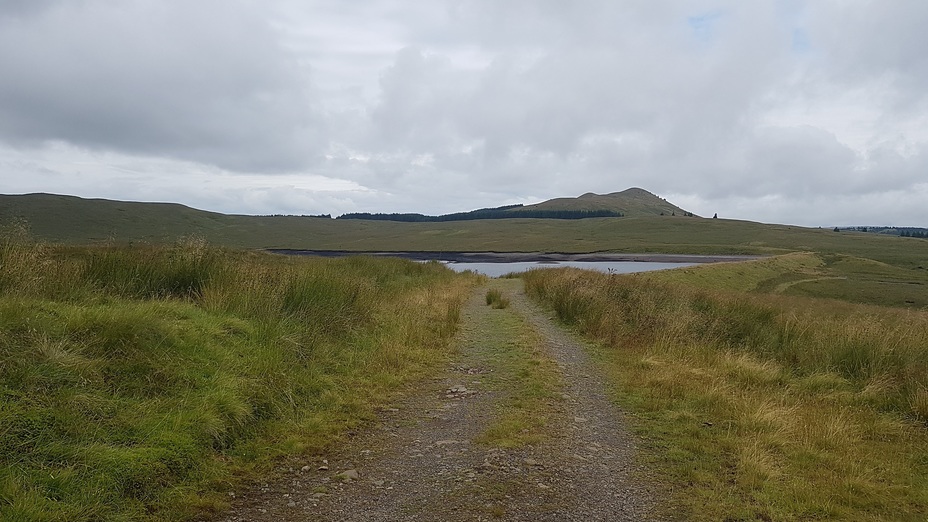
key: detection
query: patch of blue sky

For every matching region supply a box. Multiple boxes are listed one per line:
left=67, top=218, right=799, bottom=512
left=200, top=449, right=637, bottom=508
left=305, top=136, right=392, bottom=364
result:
left=773, top=0, right=813, bottom=54
left=791, top=28, right=811, bottom=52
left=687, top=10, right=726, bottom=42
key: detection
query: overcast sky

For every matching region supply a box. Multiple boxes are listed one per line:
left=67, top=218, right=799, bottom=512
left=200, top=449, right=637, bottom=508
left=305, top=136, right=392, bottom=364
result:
left=1, top=1, right=927, bottom=226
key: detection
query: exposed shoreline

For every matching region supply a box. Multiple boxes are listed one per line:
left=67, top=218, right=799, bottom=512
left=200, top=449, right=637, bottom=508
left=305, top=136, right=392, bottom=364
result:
left=267, top=249, right=762, bottom=264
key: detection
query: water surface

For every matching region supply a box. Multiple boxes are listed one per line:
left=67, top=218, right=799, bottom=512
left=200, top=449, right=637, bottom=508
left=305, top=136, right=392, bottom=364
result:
left=443, top=261, right=695, bottom=278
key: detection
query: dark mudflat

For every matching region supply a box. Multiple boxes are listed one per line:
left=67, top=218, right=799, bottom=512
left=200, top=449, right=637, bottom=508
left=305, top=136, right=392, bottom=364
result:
left=267, top=249, right=761, bottom=264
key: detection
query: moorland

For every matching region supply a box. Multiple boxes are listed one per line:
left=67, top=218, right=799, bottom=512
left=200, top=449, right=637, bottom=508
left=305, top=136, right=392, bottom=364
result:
left=2, top=188, right=928, bottom=520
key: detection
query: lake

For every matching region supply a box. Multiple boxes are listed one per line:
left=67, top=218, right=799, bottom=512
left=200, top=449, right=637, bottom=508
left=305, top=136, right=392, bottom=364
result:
left=266, top=249, right=755, bottom=276
left=442, top=261, right=696, bottom=277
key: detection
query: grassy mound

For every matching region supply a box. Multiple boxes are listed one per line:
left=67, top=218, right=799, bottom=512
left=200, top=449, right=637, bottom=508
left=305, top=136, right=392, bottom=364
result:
left=643, top=252, right=928, bottom=309
left=0, top=230, right=475, bottom=521
left=524, top=267, right=928, bottom=521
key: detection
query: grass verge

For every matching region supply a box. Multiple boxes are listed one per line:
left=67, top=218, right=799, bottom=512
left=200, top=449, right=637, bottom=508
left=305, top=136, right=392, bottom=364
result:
left=0, top=233, right=477, bottom=521
left=523, top=267, right=928, bottom=521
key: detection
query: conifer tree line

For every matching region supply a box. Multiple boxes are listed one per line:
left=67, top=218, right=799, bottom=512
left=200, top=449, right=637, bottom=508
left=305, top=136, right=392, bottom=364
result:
left=337, top=206, right=623, bottom=222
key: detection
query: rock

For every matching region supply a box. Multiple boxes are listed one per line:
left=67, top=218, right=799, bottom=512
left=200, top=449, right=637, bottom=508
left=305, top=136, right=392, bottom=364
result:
left=301, top=465, right=311, bottom=472
left=372, top=479, right=385, bottom=487
left=337, top=469, right=360, bottom=482
left=318, top=465, right=329, bottom=471
left=523, top=458, right=542, bottom=467
left=287, top=501, right=297, bottom=507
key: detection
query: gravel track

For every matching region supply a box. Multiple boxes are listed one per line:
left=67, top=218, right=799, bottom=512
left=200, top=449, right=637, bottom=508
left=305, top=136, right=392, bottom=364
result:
left=217, top=280, right=659, bottom=521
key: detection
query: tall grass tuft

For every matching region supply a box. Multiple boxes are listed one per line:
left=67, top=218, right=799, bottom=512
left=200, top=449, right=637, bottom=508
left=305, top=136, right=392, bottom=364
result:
left=523, top=267, right=928, bottom=520
left=485, top=288, right=510, bottom=309
left=82, top=236, right=224, bottom=299
left=524, top=268, right=928, bottom=418
left=0, top=234, right=476, bottom=521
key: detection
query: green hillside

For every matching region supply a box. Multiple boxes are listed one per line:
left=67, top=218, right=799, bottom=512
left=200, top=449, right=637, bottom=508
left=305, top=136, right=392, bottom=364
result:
left=3, top=192, right=928, bottom=270
left=0, top=193, right=231, bottom=243
left=514, top=187, right=693, bottom=217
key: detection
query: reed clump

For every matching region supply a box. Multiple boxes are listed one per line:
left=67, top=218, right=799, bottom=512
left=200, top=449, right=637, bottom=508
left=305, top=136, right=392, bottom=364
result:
left=523, top=267, right=928, bottom=520
left=0, top=233, right=475, bottom=521
left=485, top=288, right=510, bottom=309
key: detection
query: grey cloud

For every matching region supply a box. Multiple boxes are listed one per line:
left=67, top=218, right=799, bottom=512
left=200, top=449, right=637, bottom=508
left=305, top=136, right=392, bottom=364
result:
left=355, top=1, right=928, bottom=213
left=0, top=0, right=62, bottom=19
left=0, top=0, right=319, bottom=172
left=807, top=3, right=928, bottom=85
left=2, top=0, right=928, bottom=226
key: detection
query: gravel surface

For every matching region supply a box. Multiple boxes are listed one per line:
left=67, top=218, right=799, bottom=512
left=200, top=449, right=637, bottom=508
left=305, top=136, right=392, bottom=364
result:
left=217, top=280, right=661, bottom=521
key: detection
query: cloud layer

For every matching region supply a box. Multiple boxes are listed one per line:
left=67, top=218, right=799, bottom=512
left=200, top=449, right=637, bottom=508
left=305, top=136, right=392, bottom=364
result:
left=1, top=0, right=927, bottom=226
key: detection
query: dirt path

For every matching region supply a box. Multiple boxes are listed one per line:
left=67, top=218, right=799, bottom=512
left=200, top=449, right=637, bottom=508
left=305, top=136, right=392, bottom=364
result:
left=218, top=279, right=658, bottom=521
left=772, top=276, right=847, bottom=293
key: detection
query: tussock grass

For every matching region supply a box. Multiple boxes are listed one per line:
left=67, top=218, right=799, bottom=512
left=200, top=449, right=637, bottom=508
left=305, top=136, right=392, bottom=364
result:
left=523, top=268, right=928, bottom=520
left=485, top=288, right=510, bottom=309
left=0, top=233, right=475, bottom=521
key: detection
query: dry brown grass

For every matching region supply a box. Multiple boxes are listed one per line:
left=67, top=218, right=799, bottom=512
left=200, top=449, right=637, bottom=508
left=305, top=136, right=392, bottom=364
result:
left=523, top=267, right=928, bottom=521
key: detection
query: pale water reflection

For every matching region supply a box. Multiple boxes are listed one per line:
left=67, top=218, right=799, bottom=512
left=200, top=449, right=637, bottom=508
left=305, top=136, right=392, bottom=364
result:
left=443, top=261, right=695, bottom=278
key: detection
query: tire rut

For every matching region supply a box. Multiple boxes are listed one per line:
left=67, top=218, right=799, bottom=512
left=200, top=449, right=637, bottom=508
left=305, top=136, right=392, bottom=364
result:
left=217, top=280, right=659, bottom=521
left=502, top=279, right=659, bottom=520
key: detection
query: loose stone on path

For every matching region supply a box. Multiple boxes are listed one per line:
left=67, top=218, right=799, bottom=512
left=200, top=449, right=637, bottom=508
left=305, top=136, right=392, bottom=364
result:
left=217, top=281, right=660, bottom=522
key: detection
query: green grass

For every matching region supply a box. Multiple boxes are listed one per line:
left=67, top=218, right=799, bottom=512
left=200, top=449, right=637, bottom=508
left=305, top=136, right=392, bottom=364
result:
left=473, top=281, right=561, bottom=448
left=0, top=233, right=476, bottom=521
left=643, top=252, right=928, bottom=309
left=485, top=288, right=510, bottom=309
left=523, top=268, right=928, bottom=521
left=513, top=187, right=689, bottom=217
left=5, top=194, right=928, bottom=271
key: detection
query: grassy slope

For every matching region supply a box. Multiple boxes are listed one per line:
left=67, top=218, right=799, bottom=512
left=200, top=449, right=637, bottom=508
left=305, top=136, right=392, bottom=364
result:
left=513, top=187, right=691, bottom=217
left=0, top=234, right=476, bottom=521
left=7, top=193, right=928, bottom=520
left=643, top=252, right=928, bottom=309
left=523, top=268, right=928, bottom=521
left=4, top=194, right=928, bottom=270
left=0, top=193, right=231, bottom=243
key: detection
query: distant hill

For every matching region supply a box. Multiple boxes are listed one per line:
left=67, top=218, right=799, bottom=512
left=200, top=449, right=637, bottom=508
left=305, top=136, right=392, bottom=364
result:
left=5, top=192, right=928, bottom=272
left=337, top=204, right=621, bottom=222
left=0, top=193, right=232, bottom=243
left=514, top=187, right=695, bottom=217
